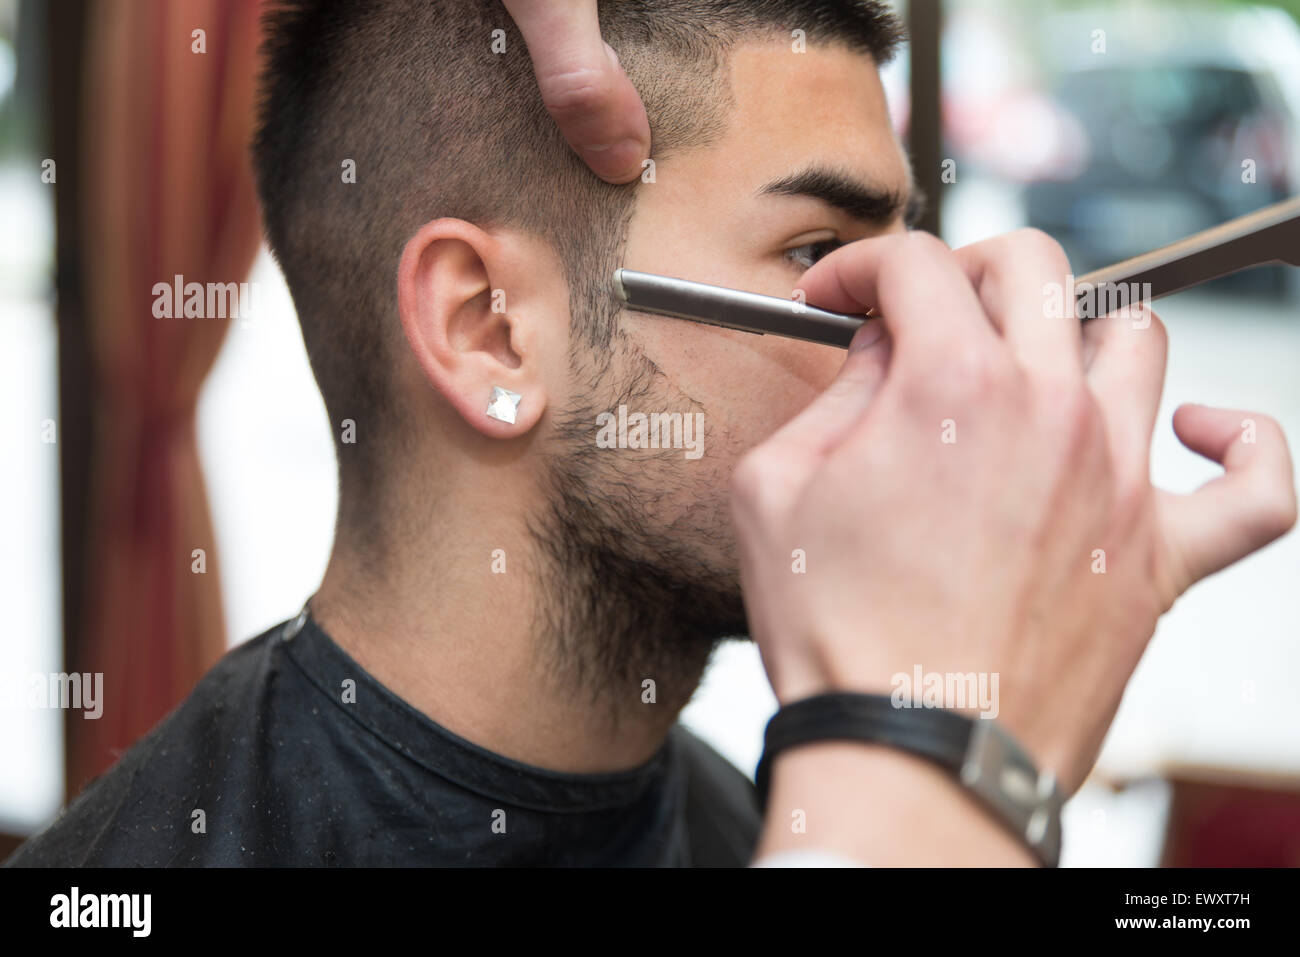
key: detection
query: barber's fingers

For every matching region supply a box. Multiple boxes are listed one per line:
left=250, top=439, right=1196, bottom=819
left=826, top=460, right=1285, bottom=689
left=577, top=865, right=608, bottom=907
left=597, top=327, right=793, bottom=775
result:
left=503, top=0, right=650, bottom=183
left=1082, top=306, right=1168, bottom=490
left=1158, top=404, right=1297, bottom=592
left=950, top=229, right=1083, bottom=381
left=795, top=232, right=1000, bottom=371
left=754, top=232, right=1002, bottom=498
left=735, top=324, right=892, bottom=498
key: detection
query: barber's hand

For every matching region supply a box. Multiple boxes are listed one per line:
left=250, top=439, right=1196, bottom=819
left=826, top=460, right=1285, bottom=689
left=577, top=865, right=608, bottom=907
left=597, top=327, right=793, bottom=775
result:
left=503, top=0, right=650, bottom=183
left=732, top=230, right=1296, bottom=797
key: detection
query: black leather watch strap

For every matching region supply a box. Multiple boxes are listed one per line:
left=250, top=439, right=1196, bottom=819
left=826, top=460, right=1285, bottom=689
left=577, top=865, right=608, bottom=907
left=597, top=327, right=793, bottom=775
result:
left=754, top=692, right=1062, bottom=867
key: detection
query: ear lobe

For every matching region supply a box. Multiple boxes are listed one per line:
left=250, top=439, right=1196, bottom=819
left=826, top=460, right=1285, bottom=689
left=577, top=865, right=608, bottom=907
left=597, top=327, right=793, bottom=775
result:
left=396, top=218, right=548, bottom=438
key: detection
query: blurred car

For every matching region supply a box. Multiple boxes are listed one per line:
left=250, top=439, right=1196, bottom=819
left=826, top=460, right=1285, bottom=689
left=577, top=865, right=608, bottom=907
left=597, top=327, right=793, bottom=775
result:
left=1021, top=4, right=1300, bottom=297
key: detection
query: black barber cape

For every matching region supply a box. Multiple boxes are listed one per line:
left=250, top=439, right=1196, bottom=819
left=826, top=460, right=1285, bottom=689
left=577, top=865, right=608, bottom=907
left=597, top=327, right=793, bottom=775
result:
left=5, top=611, right=760, bottom=866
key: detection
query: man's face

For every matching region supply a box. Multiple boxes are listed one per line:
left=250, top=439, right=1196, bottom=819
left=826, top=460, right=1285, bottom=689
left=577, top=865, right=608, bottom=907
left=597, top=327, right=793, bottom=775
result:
left=537, top=39, right=911, bottom=668
left=594, top=41, right=909, bottom=540
left=623, top=41, right=912, bottom=397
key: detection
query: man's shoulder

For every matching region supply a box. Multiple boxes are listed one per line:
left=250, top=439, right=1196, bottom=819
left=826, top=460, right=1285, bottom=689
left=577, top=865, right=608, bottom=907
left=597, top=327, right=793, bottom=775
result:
left=3, top=621, right=292, bottom=868
left=671, top=724, right=761, bottom=866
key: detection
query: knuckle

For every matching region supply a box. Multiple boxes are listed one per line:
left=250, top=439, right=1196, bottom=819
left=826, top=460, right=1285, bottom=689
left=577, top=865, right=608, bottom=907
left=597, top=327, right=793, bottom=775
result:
left=537, top=69, right=613, bottom=116
left=953, top=352, right=1001, bottom=398
left=1036, top=377, right=1100, bottom=448
left=1012, top=227, right=1069, bottom=267
left=1250, top=412, right=1284, bottom=445
left=1249, top=483, right=1298, bottom=542
left=1059, top=381, right=1098, bottom=430
left=1112, top=470, right=1152, bottom=526
left=880, top=230, right=949, bottom=275
left=1128, top=307, right=1169, bottom=358
left=1231, top=412, right=1295, bottom=543
left=900, top=229, right=951, bottom=256
left=1011, top=229, right=1074, bottom=309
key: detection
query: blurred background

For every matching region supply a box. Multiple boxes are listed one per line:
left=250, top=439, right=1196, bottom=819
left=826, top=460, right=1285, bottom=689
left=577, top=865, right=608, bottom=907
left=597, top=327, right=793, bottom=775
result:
left=1, top=0, right=1298, bottom=866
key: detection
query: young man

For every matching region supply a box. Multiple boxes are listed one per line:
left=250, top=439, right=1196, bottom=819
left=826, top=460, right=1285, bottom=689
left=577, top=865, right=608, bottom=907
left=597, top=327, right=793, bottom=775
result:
left=8, top=0, right=915, bottom=866
left=10, top=0, right=1293, bottom=868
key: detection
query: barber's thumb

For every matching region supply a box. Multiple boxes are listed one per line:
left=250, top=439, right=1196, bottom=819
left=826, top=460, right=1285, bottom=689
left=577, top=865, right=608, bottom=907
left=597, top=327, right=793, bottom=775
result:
left=763, top=322, right=890, bottom=465
left=824, top=320, right=890, bottom=425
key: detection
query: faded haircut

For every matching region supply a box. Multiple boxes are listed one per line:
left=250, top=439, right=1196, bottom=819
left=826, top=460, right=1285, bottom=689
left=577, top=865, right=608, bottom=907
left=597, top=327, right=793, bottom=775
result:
left=251, top=0, right=905, bottom=498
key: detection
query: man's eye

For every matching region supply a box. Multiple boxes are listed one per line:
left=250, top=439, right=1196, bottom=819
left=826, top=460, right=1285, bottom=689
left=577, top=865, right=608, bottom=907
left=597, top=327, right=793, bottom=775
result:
left=784, top=239, right=845, bottom=270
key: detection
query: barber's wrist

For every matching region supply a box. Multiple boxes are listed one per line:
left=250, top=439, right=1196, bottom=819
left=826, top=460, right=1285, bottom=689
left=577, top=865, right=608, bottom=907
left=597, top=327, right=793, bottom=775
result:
left=755, top=740, right=1040, bottom=867
left=768, top=664, right=1065, bottom=800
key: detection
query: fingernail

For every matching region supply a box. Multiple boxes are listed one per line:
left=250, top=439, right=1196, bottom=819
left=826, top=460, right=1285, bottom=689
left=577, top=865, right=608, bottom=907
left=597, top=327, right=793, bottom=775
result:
left=848, top=321, right=885, bottom=354
left=583, top=138, right=646, bottom=182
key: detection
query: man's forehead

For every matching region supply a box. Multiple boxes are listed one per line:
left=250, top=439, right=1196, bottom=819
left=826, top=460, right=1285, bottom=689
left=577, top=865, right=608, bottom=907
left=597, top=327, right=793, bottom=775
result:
left=630, top=38, right=914, bottom=227
left=721, top=38, right=909, bottom=192
left=625, top=38, right=913, bottom=274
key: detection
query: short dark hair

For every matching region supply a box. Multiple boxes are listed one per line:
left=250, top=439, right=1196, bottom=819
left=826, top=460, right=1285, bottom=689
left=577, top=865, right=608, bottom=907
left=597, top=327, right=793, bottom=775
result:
left=252, top=0, right=904, bottom=498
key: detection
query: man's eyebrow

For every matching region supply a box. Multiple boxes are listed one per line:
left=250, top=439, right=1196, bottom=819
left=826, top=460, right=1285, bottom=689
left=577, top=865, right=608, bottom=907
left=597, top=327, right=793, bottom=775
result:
left=758, top=166, right=923, bottom=228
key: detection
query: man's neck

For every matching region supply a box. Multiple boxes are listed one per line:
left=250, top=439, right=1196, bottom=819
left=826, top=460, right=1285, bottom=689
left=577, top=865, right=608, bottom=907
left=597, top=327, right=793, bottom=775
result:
left=309, top=528, right=714, bottom=774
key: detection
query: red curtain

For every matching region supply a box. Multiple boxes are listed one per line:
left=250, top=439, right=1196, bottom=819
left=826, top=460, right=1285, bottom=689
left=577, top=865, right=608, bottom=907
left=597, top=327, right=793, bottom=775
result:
left=71, top=0, right=264, bottom=792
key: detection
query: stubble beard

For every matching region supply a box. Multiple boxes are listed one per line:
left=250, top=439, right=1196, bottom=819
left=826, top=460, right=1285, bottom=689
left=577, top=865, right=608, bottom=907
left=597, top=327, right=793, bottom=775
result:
left=526, top=338, right=751, bottom=730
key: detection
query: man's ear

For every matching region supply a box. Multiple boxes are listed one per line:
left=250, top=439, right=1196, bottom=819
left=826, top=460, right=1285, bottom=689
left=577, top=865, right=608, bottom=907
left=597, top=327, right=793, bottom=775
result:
left=396, top=218, right=552, bottom=437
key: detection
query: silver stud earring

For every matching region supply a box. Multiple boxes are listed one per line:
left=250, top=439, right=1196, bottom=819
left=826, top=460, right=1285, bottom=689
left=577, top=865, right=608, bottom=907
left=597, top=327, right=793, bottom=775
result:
left=485, top=386, right=523, bottom=424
